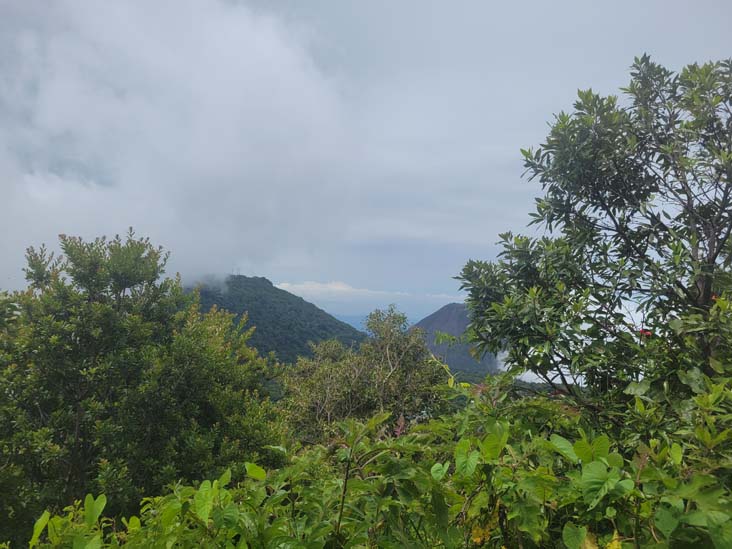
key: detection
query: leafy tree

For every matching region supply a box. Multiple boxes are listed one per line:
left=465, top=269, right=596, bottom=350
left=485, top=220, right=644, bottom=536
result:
left=460, top=56, right=732, bottom=395
left=0, top=231, right=282, bottom=545
left=283, top=306, right=445, bottom=441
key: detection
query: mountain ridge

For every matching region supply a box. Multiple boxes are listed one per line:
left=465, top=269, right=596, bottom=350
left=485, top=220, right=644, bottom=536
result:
left=195, top=275, right=365, bottom=363
left=414, top=302, right=499, bottom=382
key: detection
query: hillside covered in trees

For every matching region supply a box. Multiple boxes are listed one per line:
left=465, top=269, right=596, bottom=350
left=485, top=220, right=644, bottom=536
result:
left=196, top=275, right=365, bottom=363
left=2, top=57, right=732, bottom=548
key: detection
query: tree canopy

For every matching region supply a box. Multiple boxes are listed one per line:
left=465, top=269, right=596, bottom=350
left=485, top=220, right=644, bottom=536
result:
left=460, top=56, right=732, bottom=393
left=0, top=231, right=282, bottom=545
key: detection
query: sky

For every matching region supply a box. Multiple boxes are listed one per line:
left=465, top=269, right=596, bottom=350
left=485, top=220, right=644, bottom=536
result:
left=1, top=0, right=731, bottom=319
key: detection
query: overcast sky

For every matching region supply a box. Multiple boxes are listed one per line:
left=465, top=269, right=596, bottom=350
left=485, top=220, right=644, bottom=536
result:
left=1, top=1, right=731, bottom=319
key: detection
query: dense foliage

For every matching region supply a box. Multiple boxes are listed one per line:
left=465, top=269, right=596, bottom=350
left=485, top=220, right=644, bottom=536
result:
left=0, top=232, right=282, bottom=546
left=20, top=366, right=732, bottom=547
left=197, top=276, right=365, bottom=364
left=283, top=306, right=446, bottom=442
left=5, top=57, right=732, bottom=548
left=460, top=56, right=732, bottom=394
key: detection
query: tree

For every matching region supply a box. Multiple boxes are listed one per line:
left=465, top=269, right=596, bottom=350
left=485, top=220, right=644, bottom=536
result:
left=283, top=306, right=445, bottom=441
left=460, top=57, right=732, bottom=395
left=0, top=231, right=282, bottom=545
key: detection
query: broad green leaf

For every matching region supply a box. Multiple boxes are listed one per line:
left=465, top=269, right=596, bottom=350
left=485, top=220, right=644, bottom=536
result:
left=480, top=421, right=509, bottom=460
left=30, top=510, right=50, bottom=547
left=160, top=500, right=182, bottom=530
left=213, top=505, right=240, bottom=529
left=614, top=479, right=634, bottom=495
left=678, top=368, right=705, bottom=394
left=84, top=494, right=107, bottom=528
left=562, top=522, right=587, bottom=549
left=218, top=468, right=232, bottom=487
left=709, top=357, right=725, bottom=374
left=574, top=436, right=609, bottom=463
left=550, top=434, right=578, bottom=463
left=431, top=461, right=450, bottom=481
left=606, top=452, right=623, bottom=468
left=573, top=439, right=593, bottom=463
left=194, top=480, right=214, bottom=523
left=591, top=436, right=610, bottom=459
left=84, top=536, right=102, bottom=549
left=245, top=461, right=267, bottom=481
left=126, top=516, right=141, bottom=532
left=454, top=438, right=479, bottom=478
left=680, top=511, right=708, bottom=527
left=710, top=520, right=732, bottom=549
left=580, top=462, right=619, bottom=509
left=654, top=506, right=679, bottom=539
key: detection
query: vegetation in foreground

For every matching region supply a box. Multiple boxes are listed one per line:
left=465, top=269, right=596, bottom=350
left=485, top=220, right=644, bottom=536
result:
left=2, top=56, right=732, bottom=547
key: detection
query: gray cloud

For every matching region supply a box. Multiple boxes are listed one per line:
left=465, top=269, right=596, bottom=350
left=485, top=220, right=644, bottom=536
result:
left=1, top=0, right=731, bottom=318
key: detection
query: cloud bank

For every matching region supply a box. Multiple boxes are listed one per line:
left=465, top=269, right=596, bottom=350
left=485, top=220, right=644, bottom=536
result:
left=2, top=0, right=731, bottom=317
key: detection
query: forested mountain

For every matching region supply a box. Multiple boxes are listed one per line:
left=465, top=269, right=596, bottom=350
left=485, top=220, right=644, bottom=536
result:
left=196, top=275, right=364, bottom=363
left=414, top=302, right=499, bottom=381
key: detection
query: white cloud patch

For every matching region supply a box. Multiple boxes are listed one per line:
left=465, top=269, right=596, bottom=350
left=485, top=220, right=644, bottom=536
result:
left=276, top=280, right=408, bottom=300
left=276, top=280, right=461, bottom=318
left=0, top=0, right=353, bottom=288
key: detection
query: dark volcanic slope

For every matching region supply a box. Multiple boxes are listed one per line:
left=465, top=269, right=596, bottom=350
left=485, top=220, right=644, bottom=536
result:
left=196, top=275, right=365, bottom=363
left=414, top=303, right=498, bottom=381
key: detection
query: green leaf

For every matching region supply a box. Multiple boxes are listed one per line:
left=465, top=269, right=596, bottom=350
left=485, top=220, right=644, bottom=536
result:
left=710, top=520, right=732, bottom=549
left=245, top=462, right=267, bottom=481
left=709, top=357, right=725, bottom=374
left=194, top=480, right=214, bottom=523
left=126, top=516, right=141, bottom=532
left=680, top=511, right=708, bottom=527
left=624, top=379, right=650, bottom=395
left=480, top=421, right=509, bottom=460
left=454, top=438, right=480, bottom=478
left=160, top=501, right=181, bottom=530
left=606, top=452, right=624, bottom=468
left=580, top=461, right=619, bottom=509
left=562, top=522, right=587, bottom=549
left=213, top=505, right=240, bottom=529
left=366, top=411, right=392, bottom=433
left=30, top=510, right=50, bottom=547
left=84, top=494, right=107, bottom=528
left=218, top=468, right=232, bottom=487
left=550, top=434, right=578, bottom=463
left=654, top=506, right=679, bottom=539
left=84, top=536, right=102, bottom=549
left=670, top=443, right=683, bottom=465
left=574, top=436, right=609, bottom=462
left=591, top=436, right=610, bottom=459
left=678, top=368, right=705, bottom=394
left=573, top=439, right=593, bottom=463
left=431, top=461, right=450, bottom=481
